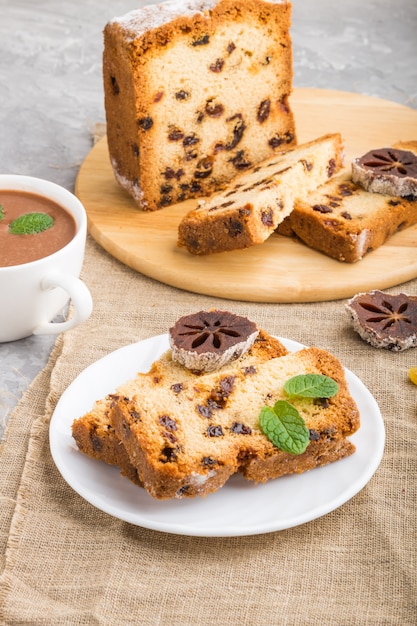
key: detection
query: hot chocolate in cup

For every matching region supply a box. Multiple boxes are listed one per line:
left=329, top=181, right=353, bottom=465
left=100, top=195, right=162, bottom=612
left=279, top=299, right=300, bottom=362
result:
left=0, top=175, right=93, bottom=342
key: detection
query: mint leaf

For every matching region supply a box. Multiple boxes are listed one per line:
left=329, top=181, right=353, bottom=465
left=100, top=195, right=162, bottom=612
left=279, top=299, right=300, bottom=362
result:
left=8, top=212, right=54, bottom=235
left=0, top=205, right=4, bottom=220
left=284, top=374, right=338, bottom=398
left=259, top=400, right=310, bottom=455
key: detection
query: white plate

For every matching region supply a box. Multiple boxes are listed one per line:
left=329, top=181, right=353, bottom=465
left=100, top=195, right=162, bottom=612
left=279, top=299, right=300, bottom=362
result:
left=49, top=334, right=385, bottom=537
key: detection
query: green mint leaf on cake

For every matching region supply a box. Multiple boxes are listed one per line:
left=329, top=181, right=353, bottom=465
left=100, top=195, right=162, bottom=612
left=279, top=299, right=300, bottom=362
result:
left=8, top=212, right=54, bottom=235
left=284, top=374, right=339, bottom=398
left=0, top=205, right=4, bottom=220
left=259, top=401, right=309, bottom=455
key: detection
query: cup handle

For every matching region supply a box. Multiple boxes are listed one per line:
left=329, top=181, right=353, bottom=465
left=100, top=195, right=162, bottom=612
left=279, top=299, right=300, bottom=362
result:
left=33, top=272, right=93, bottom=335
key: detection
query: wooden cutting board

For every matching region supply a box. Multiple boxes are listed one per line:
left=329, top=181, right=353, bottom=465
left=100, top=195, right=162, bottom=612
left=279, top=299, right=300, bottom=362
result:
left=75, top=88, right=417, bottom=303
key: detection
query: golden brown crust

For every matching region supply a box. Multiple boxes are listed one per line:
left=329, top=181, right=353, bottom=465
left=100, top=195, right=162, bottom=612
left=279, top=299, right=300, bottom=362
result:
left=103, top=0, right=295, bottom=211
left=281, top=172, right=417, bottom=262
left=177, top=133, right=344, bottom=254
left=111, top=346, right=359, bottom=499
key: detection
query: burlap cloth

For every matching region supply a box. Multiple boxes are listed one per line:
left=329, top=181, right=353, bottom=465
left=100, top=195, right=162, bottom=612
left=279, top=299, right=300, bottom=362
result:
left=0, top=234, right=416, bottom=625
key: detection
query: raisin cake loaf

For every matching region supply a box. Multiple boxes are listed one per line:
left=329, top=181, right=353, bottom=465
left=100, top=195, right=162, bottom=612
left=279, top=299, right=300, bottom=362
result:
left=110, top=347, right=360, bottom=499
left=177, top=133, right=344, bottom=254
left=103, top=0, right=295, bottom=210
left=71, top=329, right=288, bottom=483
left=278, top=171, right=417, bottom=262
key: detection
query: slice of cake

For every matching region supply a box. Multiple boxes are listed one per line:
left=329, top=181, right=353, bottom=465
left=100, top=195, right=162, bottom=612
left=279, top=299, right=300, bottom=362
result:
left=103, top=0, right=295, bottom=210
left=71, top=329, right=288, bottom=483
left=110, top=346, right=360, bottom=499
left=177, top=133, right=344, bottom=254
left=279, top=172, right=417, bottom=263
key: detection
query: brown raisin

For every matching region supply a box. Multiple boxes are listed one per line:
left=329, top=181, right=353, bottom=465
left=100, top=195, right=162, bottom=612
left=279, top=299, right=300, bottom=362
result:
left=327, top=159, right=337, bottom=177
left=261, top=208, right=274, bottom=227
left=175, top=90, right=189, bottom=100
left=110, top=75, right=119, bottom=95
left=138, top=117, right=153, bottom=131
left=194, top=157, right=213, bottom=179
left=183, top=133, right=200, bottom=147
left=153, top=91, right=164, bottom=102
left=197, top=404, right=213, bottom=419
left=90, top=431, right=103, bottom=452
left=205, top=99, right=225, bottom=117
left=210, top=58, right=224, bottom=72
left=207, top=425, right=224, bottom=437
left=341, top=211, right=352, bottom=220
left=228, top=219, right=244, bottom=236
left=192, top=34, right=210, bottom=46
left=202, top=456, right=218, bottom=466
left=190, top=181, right=202, bottom=193
left=159, top=415, right=177, bottom=431
left=168, top=129, right=184, bottom=141
left=229, top=150, right=251, bottom=170
left=159, top=447, right=177, bottom=463
left=268, top=134, right=284, bottom=149
left=163, top=431, right=177, bottom=444
left=163, top=167, right=184, bottom=180
left=257, top=99, right=271, bottom=123
left=227, top=42, right=236, bottom=54
left=230, top=422, right=252, bottom=435
left=338, top=184, right=354, bottom=196
left=225, top=114, right=246, bottom=151
left=158, top=195, right=173, bottom=207
left=171, top=382, right=184, bottom=393
left=312, top=204, right=333, bottom=214
left=242, top=365, right=257, bottom=375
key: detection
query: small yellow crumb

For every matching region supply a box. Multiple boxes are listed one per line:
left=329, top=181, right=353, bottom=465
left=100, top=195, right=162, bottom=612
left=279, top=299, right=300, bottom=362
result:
left=409, top=367, right=417, bottom=385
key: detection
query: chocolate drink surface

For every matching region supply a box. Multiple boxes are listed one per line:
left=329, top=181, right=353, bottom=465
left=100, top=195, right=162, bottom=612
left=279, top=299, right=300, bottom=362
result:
left=0, top=190, right=77, bottom=267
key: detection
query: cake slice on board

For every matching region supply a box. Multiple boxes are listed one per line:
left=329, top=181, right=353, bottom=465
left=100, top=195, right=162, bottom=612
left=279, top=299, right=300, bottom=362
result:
left=177, top=133, right=344, bottom=254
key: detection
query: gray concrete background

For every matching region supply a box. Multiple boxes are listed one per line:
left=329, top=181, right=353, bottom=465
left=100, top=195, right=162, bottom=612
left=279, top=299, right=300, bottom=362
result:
left=1, top=0, right=416, bottom=439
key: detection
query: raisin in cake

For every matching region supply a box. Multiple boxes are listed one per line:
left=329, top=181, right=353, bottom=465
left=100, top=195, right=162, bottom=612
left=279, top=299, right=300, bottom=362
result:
left=103, top=0, right=295, bottom=211
left=177, top=133, right=344, bottom=254
left=71, top=329, right=288, bottom=483
left=279, top=171, right=417, bottom=263
left=110, top=347, right=360, bottom=499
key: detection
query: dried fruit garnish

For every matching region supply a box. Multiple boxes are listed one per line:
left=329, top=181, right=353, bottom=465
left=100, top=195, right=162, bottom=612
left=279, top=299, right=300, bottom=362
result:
left=356, top=148, right=417, bottom=178
left=352, top=147, right=417, bottom=197
left=169, top=310, right=259, bottom=372
left=346, top=291, right=417, bottom=351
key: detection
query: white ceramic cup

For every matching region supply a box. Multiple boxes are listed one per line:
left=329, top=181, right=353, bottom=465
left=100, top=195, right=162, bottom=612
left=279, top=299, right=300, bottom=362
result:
left=0, top=175, right=93, bottom=342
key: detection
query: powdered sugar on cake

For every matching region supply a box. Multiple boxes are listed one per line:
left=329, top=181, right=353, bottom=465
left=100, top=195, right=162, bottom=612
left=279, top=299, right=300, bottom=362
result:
left=111, top=0, right=285, bottom=39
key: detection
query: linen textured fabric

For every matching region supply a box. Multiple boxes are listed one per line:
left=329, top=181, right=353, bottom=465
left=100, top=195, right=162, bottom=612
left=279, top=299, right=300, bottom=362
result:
left=0, top=235, right=416, bottom=625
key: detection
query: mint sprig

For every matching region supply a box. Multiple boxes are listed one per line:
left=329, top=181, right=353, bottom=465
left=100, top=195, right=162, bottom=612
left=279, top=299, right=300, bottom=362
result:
left=284, top=374, right=339, bottom=399
left=259, top=400, right=310, bottom=455
left=0, top=205, right=4, bottom=220
left=8, top=212, right=54, bottom=235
